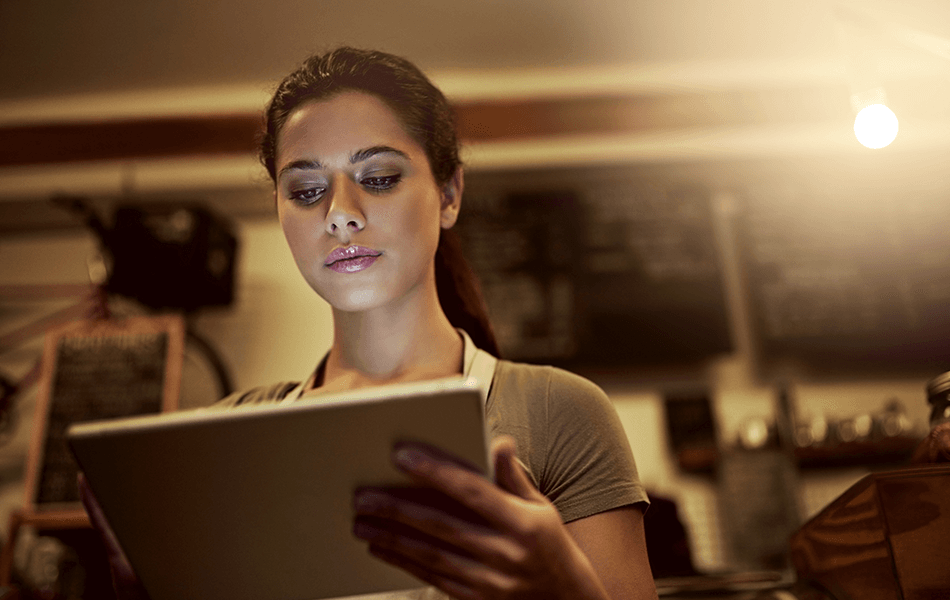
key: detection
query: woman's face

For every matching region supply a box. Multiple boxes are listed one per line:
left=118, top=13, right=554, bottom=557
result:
left=274, top=91, right=461, bottom=312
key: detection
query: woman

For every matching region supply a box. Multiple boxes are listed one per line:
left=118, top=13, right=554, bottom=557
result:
left=82, top=47, right=657, bottom=600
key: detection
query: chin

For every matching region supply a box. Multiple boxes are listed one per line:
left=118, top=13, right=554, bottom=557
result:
left=321, top=287, right=390, bottom=313
left=341, top=289, right=383, bottom=311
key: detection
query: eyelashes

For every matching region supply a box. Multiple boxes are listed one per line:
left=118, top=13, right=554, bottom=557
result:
left=287, top=173, right=402, bottom=206
left=288, top=186, right=327, bottom=205
left=361, top=173, right=401, bottom=191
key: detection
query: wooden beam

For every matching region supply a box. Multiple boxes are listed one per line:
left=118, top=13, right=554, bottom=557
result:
left=0, top=88, right=855, bottom=168
left=0, top=114, right=262, bottom=167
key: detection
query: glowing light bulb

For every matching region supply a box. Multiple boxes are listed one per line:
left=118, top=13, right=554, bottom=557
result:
left=853, top=103, right=899, bottom=149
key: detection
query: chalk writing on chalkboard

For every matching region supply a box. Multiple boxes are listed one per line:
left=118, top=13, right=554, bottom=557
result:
left=459, top=166, right=732, bottom=368
left=26, top=315, right=184, bottom=509
left=739, top=187, right=950, bottom=373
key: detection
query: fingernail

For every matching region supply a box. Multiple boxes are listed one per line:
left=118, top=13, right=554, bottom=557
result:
left=354, top=490, right=380, bottom=511
left=394, top=446, right=427, bottom=471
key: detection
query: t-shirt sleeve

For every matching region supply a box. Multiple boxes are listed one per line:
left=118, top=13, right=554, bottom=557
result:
left=534, top=367, right=649, bottom=523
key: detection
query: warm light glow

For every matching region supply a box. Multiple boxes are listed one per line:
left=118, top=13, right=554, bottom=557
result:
left=853, top=104, right=899, bottom=149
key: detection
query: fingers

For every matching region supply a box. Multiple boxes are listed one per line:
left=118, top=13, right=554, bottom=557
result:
left=366, top=544, right=479, bottom=600
left=355, top=441, right=578, bottom=599
left=354, top=437, right=548, bottom=571
left=391, top=442, right=506, bottom=523
left=355, top=488, right=486, bottom=544
left=353, top=487, right=523, bottom=566
left=391, top=437, right=542, bottom=530
left=356, top=516, right=520, bottom=600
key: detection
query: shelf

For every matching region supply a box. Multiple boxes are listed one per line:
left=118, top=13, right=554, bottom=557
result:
left=794, top=436, right=921, bottom=469
left=0, top=507, right=91, bottom=587
left=676, top=436, right=923, bottom=474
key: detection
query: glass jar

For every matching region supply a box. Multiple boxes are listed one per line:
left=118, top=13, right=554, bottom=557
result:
left=925, top=371, right=950, bottom=427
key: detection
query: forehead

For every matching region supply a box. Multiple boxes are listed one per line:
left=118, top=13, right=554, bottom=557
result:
left=276, top=91, right=422, bottom=164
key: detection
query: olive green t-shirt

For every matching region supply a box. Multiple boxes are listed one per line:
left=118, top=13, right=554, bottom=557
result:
left=215, top=338, right=648, bottom=599
left=218, top=360, right=647, bottom=524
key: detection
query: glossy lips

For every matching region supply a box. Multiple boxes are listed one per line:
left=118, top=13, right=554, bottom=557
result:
left=325, top=245, right=382, bottom=273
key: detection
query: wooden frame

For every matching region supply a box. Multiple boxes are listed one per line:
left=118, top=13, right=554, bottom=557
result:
left=0, top=314, right=183, bottom=588
left=23, top=314, right=184, bottom=515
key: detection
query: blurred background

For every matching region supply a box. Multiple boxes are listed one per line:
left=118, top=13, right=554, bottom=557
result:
left=1, top=0, right=949, bottom=593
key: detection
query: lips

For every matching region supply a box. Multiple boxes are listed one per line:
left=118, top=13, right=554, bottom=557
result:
left=324, top=245, right=382, bottom=273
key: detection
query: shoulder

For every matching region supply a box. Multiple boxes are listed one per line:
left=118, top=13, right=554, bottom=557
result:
left=489, top=359, right=647, bottom=522
left=212, top=382, right=301, bottom=409
left=490, top=359, right=611, bottom=412
left=487, top=359, right=622, bottom=465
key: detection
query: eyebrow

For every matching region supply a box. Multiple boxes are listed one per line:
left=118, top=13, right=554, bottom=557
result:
left=351, top=145, right=410, bottom=164
left=277, top=145, right=410, bottom=179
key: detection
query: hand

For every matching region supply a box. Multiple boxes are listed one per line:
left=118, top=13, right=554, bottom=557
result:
left=352, top=436, right=610, bottom=600
left=77, top=474, right=151, bottom=600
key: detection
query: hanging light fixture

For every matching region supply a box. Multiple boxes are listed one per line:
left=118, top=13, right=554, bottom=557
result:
left=853, top=103, right=899, bottom=149
left=836, top=7, right=900, bottom=150
left=837, top=5, right=950, bottom=150
left=850, top=86, right=899, bottom=149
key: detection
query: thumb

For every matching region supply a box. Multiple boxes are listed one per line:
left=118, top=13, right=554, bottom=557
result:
left=78, top=474, right=149, bottom=599
left=491, top=435, right=541, bottom=500
left=78, top=473, right=120, bottom=555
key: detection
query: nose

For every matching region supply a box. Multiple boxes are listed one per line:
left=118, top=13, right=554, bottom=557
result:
left=325, top=177, right=365, bottom=239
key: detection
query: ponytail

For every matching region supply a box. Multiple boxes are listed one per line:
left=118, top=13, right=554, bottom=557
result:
left=434, top=229, right=501, bottom=358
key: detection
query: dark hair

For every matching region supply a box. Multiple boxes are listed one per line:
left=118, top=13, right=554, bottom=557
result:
left=260, top=47, right=500, bottom=356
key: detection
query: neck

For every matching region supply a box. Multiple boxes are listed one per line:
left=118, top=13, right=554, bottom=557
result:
left=321, top=283, right=463, bottom=392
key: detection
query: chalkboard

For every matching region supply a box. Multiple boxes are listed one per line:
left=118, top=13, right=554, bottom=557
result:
left=25, top=315, right=184, bottom=509
left=739, top=185, right=950, bottom=374
left=459, top=166, right=733, bottom=369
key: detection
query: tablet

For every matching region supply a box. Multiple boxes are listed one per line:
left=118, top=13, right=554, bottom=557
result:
left=67, top=377, right=489, bottom=600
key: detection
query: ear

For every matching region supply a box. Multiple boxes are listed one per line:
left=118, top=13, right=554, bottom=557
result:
left=439, top=168, right=464, bottom=230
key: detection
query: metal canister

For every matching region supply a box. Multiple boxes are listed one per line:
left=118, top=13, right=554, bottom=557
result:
left=925, top=371, right=950, bottom=427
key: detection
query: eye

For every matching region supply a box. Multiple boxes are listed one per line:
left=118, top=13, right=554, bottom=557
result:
left=288, top=186, right=326, bottom=205
left=360, top=173, right=401, bottom=191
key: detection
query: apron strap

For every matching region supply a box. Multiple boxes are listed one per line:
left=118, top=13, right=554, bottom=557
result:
left=466, top=348, right=498, bottom=407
